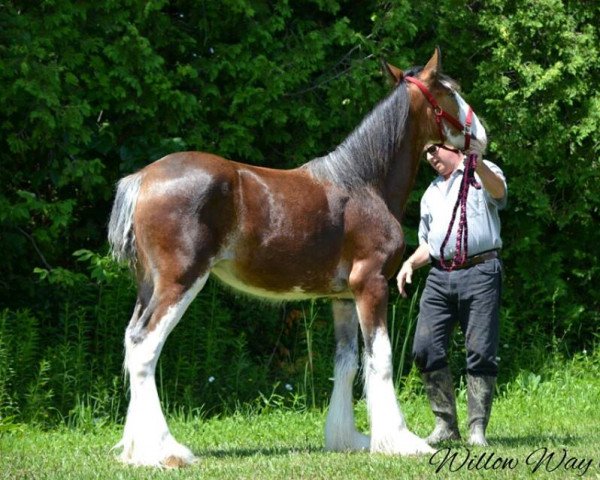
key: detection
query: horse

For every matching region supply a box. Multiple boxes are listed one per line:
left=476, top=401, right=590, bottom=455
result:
left=108, top=48, right=487, bottom=467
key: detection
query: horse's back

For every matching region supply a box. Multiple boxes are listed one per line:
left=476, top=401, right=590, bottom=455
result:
left=131, top=151, right=354, bottom=298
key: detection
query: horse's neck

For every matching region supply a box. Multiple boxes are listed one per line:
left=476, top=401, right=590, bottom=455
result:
left=304, top=84, right=423, bottom=215
left=381, top=124, right=423, bottom=221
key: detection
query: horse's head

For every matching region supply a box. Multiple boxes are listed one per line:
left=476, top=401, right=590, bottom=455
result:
left=384, top=48, right=487, bottom=153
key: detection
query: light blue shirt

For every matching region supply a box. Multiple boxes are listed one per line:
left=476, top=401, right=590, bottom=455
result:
left=419, top=160, right=507, bottom=260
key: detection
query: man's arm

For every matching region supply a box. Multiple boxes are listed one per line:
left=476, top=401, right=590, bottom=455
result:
left=396, top=243, right=430, bottom=298
left=471, top=152, right=506, bottom=200
left=475, top=161, right=506, bottom=200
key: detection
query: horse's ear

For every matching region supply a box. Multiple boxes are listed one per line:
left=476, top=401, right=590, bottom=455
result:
left=422, top=46, right=442, bottom=81
left=382, top=60, right=404, bottom=85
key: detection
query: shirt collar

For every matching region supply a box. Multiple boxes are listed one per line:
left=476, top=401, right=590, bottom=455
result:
left=433, top=165, right=464, bottom=186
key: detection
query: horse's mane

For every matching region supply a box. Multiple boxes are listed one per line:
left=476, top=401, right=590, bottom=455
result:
left=303, top=67, right=461, bottom=191
left=303, top=80, right=410, bottom=190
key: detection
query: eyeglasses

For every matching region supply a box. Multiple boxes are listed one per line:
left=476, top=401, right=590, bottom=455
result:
left=425, top=144, right=461, bottom=155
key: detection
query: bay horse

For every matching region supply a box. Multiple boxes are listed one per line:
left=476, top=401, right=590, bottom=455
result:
left=108, top=48, right=487, bottom=467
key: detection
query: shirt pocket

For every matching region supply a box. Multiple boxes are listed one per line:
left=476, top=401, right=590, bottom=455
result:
left=466, top=189, right=483, bottom=217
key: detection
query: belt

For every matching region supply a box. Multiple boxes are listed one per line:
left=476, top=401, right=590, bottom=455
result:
left=430, top=250, right=499, bottom=270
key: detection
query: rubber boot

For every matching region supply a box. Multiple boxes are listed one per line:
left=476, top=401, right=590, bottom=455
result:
left=467, top=374, right=496, bottom=446
left=422, top=367, right=461, bottom=445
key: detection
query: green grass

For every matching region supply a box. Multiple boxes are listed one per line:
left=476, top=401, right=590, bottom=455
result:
left=2, top=358, right=600, bottom=479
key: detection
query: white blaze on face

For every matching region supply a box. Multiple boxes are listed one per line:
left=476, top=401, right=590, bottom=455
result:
left=440, top=81, right=488, bottom=152
left=454, top=91, right=487, bottom=150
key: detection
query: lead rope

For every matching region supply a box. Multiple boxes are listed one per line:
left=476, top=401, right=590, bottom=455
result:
left=438, top=153, right=481, bottom=271
left=403, top=76, right=480, bottom=271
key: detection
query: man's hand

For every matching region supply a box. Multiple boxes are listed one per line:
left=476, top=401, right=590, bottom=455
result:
left=468, top=138, right=486, bottom=156
left=397, top=261, right=414, bottom=298
left=397, top=245, right=430, bottom=297
left=465, top=146, right=482, bottom=169
left=469, top=149, right=506, bottom=200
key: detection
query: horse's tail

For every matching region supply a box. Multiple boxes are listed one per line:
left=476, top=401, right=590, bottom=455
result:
left=108, top=173, right=143, bottom=265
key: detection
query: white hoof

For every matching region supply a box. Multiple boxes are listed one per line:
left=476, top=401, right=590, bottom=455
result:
left=326, top=430, right=371, bottom=452
left=113, top=434, right=197, bottom=468
left=370, top=428, right=435, bottom=456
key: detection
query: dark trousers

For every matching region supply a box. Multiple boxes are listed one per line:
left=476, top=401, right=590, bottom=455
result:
left=412, top=258, right=502, bottom=377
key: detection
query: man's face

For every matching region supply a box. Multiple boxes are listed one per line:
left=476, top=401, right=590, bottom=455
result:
left=425, top=144, right=462, bottom=178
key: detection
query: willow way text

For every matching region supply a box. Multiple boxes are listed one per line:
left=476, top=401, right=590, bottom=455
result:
left=429, top=447, right=594, bottom=476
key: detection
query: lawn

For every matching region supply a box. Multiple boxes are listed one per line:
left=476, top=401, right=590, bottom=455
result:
left=1, top=357, right=599, bottom=479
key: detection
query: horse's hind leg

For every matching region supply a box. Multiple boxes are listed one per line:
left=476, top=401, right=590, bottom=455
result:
left=325, top=299, right=370, bottom=451
left=115, top=272, right=209, bottom=467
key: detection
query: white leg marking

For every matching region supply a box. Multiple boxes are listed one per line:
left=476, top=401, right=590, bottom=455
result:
left=364, top=328, right=433, bottom=455
left=325, top=301, right=369, bottom=452
left=115, top=274, right=208, bottom=467
left=325, top=343, right=370, bottom=451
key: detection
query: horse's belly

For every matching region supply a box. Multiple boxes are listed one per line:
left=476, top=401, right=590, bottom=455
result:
left=210, top=260, right=351, bottom=301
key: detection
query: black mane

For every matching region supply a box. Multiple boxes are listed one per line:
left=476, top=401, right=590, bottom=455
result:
left=303, top=80, right=410, bottom=190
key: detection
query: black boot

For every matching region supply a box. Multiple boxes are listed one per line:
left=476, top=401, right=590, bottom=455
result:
left=422, top=367, right=461, bottom=445
left=467, top=374, right=496, bottom=446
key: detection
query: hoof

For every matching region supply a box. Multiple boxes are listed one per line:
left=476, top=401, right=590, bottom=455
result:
left=326, top=431, right=371, bottom=452
left=113, top=435, right=197, bottom=468
left=352, top=431, right=371, bottom=451
left=161, top=454, right=196, bottom=469
left=371, top=429, right=435, bottom=456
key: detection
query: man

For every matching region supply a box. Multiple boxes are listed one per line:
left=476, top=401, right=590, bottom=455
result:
left=397, top=143, right=507, bottom=446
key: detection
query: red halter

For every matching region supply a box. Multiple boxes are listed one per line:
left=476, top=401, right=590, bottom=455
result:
left=405, top=76, right=473, bottom=151
left=405, top=75, right=480, bottom=271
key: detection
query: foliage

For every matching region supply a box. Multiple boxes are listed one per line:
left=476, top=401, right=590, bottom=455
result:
left=474, top=0, right=600, bottom=355
left=0, top=0, right=598, bottom=423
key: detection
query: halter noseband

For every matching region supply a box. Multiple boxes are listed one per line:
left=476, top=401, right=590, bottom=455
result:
left=405, top=76, right=473, bottom=151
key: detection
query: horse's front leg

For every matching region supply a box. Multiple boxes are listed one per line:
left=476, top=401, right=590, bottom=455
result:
left=325, top=299, right=370, bottom=452
left=350, top=265, right=433, bottom=455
